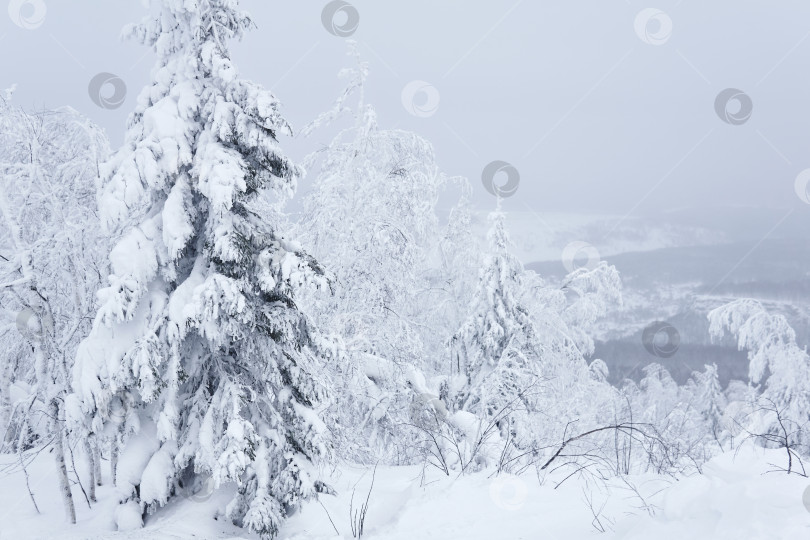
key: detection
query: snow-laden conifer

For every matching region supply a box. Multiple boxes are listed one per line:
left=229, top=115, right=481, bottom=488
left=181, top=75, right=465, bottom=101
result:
left=72, top=2, right=332, bottom=536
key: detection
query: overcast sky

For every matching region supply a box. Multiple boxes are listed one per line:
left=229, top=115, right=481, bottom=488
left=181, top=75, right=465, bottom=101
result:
left=3, top=0, right=810, bottom=235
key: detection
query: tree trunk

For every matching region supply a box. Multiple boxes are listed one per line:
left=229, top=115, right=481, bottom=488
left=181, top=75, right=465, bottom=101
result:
left=93, top=437, right=102, bottom=486
left=110, top=439, right=118, bottom=487
left=0, top=356, right=12, bottom=449
left=52, top=400, right=76, bottom=524
left=83, top=438, right=96, bottom=502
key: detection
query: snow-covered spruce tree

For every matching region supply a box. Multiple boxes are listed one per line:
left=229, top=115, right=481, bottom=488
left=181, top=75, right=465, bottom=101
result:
left=446, top=207, right=545, bottom=441
left=709, top=299, right=810, bottom=457
left=443, top=207, right=626, bottom=472
left=445, top=208, right=617, bottom=415
left=72, top=2, right=332, bottom=536
left=0, top=90, right=111, bottom=522
left=430, top=179, right=481, bottom=365
left=685, top=363, right=728, bottom=449
left=297, top=45, right=453, bottom=464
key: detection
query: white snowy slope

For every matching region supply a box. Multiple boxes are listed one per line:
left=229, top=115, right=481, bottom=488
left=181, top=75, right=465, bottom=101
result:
left=493, top=204, right=810, bottom=267
left=469, top=210, right=725, bottom=265
left=2, top=445, right=809, bottom=539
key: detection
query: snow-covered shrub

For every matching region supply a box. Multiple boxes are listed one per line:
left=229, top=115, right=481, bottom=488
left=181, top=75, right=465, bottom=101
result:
left=709, top=299, right=810, bottom=464
left=297, top=45, right=469, bottom=465
left=0, top=89, right=111, bottom=522
left=624, top=364, right=723, bottom=474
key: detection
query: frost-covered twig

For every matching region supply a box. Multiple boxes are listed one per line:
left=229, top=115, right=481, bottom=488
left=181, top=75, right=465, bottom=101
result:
left=317, top=497, right=340, bottom=536
left=19, top=446, right=40, bottom=514
left=349, top=465, right=376, bottom=538
left=582, top=486, right=613, bottom=533
left=67, top=441, right=92, bottom=508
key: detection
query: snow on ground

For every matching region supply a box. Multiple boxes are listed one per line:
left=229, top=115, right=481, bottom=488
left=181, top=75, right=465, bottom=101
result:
left=0, top=446, right=247, bottom=540
left=1, top=445, right=809, bottom=539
